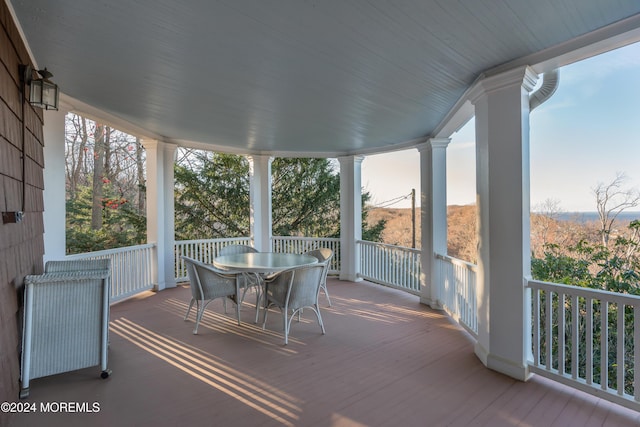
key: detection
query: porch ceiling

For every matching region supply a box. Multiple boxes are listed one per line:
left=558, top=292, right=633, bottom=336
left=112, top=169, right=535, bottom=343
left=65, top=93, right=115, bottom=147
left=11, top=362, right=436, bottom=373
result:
left=9, top=1, right=640, bottom=156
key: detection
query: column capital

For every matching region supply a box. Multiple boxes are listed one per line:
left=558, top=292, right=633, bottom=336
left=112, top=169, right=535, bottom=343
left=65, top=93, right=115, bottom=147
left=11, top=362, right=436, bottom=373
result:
left=140, top=139, right=178, bottom=153
left=247, top=154, right=274, bottom=165
left=429, top=138, right=451, bottom=150
left=417, top=138, right=451, bottom=152
left=469, top=66, right=538, bottom=104
left=337, top=154, right=365, bottom=166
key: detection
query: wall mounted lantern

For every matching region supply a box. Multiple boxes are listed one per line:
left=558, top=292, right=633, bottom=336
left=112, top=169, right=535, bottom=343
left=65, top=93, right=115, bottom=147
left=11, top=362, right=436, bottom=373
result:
left=19, top=64, right=59, bottom=110
left=3, top=65, right=61, bottom=224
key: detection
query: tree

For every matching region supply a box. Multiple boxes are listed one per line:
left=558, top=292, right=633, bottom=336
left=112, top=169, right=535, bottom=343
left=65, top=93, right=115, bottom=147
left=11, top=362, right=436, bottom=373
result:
left=66, top=184, right=145, bottom=253
left=174, top=149, right=386, bottom=241
left=65, top=114, right=90, bottom=198
left=174, top=151, right=250, bottom=239
left=65, top=113, right=147, bottom=253
left=135, top=137, right=145, bottom=212
left=447, top=205, right=478, bottom=264
left=593, top=172, right=640, bottom=248
left=271, top=157, right=341, bottom=237
left=531, top=198, right=562, bottom=258
left=65, top=115, right=384, bottom=252
left=361, top=192, right=387, bottom=242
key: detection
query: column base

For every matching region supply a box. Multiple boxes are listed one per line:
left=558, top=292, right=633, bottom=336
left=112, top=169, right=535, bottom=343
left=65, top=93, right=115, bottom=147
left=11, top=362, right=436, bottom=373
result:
left=154, top=277, right=177, bottom=291
left=339, top=273, right=363, bottom=282
left=420, top=296, right=443, bottom=310
left=474, top=342, right=531, bottom=381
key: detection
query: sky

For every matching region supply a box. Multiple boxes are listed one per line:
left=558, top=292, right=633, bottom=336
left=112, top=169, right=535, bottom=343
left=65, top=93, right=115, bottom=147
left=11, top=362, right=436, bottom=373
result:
left=361, top=41, right=640, bottom=212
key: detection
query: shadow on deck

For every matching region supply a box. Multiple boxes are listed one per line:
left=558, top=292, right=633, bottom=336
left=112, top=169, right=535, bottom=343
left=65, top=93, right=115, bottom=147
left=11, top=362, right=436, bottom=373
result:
left=10, top=279, right=640, bottom=427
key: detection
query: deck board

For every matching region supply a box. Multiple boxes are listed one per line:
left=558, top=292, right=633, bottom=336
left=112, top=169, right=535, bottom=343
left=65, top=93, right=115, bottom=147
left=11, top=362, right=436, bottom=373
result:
left=10, top=279, right=640, bottom=427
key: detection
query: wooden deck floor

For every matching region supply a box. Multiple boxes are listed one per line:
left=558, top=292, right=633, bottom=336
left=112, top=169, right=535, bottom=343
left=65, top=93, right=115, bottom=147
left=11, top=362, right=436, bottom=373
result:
left=9, top=279, right=640, bottom=427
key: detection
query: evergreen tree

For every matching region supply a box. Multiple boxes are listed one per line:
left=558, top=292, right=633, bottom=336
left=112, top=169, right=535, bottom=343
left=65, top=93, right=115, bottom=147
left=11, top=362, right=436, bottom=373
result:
left=174, top=150, right=386, bottom=241
left=174, top=151, right=250, bottom=240
left=66, top=184, right=145, bottom=253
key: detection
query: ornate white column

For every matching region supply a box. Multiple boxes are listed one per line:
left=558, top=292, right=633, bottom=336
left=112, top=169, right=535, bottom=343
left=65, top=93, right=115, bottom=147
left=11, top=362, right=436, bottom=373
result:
left=418, top=138, right=451, bottom=309
left=248, top=155, right=273, bottom=252
left=42, top=104, right=71, bottom=262
left=338, top=155, right=364, bottom=281
left=469, top=66, right=537, bottom=381
left=142, top=140, right=178, bottom=290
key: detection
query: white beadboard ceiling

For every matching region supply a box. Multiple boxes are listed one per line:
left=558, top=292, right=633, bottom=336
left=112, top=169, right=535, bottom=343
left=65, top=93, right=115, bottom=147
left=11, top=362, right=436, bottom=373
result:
left=9, top=1, right=640, bottom=156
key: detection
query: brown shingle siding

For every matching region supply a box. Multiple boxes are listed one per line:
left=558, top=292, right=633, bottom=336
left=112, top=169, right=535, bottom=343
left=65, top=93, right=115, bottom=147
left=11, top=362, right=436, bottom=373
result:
left=25, top=131, right=44, bottom=168
left=0, top=64, right=20, bottom=115
left=24, top=102, right=43, bottom=140
left=25, top=156, right=42, bottom=188
left=2, top=142, right=21, bottom=179
left=0, top=99, right=21, bottom=147
left=2, top=173, right=21, bottom=209
left=0, top=1, right=45, bottom=416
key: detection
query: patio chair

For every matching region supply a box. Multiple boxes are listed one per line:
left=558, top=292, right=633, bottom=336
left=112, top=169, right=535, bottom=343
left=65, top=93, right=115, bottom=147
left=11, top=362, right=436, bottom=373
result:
left=262, top=264, right=326, bottom=345
left=218, top=244, right=262, bottom=321
left=304, top=248, right=333, bottom=306
left=182, top=256, right=241, bottom=334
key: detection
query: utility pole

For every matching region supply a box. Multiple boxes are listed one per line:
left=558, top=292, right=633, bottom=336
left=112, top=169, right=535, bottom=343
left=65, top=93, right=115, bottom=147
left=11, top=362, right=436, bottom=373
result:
left=411, top=188, right=416, bottom=248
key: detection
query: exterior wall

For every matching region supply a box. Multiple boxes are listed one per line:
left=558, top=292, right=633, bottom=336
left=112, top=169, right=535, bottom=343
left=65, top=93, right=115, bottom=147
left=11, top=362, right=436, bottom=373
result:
left=0, top=1, right=45, bottom=412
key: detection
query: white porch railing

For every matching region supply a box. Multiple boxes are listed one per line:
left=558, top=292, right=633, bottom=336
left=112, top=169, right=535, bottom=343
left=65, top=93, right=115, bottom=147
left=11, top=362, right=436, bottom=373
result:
left=528, top=279, right=640, bottom=410
left=65, top=243, right=155, bottom=304
left=174, top=237, right=252, bottom=281
left=64, top=238, right=640, bottom=411
left=434, top=253, right=478, bottom=337
left=358, top=240, right=421, bottom=294
left=270, top=236, right=341, bottom=274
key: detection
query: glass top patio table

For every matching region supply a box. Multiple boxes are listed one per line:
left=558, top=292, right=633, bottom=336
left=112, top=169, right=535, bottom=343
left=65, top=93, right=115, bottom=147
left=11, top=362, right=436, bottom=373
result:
left=213, top=252, right=318, bottom=274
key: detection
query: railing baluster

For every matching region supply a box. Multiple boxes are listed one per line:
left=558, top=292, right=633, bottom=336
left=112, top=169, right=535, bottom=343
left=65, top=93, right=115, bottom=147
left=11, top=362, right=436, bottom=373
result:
left=65, top=243, right=155, bottom=303
left=587, top=297, right=593, bottom=385
left=571, top=295, right=579, bottom=380
left=617, top=302, right=625, bottom=396
left=558, top=292, right=565, bottom=375
left=356, top=240, right=423, bottom=296
left=635, top=304, right=640, bottom=402
left=601, top=301, right=609, bottom=391
left=545, top=290, right=553, bottom=371
left=533, top=288, right=540, bottom=366
left=527, top=280, right=640, bottom=408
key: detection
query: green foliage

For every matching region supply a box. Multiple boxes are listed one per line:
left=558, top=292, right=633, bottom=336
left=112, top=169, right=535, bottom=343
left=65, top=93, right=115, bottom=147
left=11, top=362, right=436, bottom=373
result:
left=271, top=158, right=340, bottom=237
left=361, top=192, right=386, bottom=241
left=174, top=151, right=386, bottom=241
left=174, top=152, right=250, bottom=240
left=532, top=221, right=640, bottom=395
left=532, top=223, right=640, bottom=295
left=531, top=243, right=592, bottom=286
left=66, top=184, right=146, bottom=253
left=65, top=109, right=387, bottom=250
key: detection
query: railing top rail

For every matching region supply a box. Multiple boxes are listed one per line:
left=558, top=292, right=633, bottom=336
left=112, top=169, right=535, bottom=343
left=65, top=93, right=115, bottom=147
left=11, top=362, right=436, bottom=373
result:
left=271, top=236, right=340, bottom=242
left=357, top=239, right=421, bottom=254
left=65, top=243, right=156, bottom=258
left=527, top=277, right=640, bottom=304
left=435, top=253, right=478, bottom=271
left=176, top=237, right=250, bottom=245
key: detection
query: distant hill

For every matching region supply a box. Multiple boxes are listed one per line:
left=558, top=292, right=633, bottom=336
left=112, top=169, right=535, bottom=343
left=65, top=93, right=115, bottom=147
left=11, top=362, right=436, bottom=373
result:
left=366, top=205, right=477, bottom=262
left=555, top=212, right=640, bottom=223
left=366, top=207, right=421, bottom=248
left=367, top=206, right=640, bottom=265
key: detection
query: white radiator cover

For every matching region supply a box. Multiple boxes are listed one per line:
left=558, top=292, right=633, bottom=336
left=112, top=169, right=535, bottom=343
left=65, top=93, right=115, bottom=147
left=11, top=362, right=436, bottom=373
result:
left=20, top=259, right=111, bottom=398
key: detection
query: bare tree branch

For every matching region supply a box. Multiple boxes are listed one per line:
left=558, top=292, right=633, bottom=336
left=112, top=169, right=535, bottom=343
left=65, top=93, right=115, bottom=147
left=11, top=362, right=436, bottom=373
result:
left=592, top=172, right=640, bottom=247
